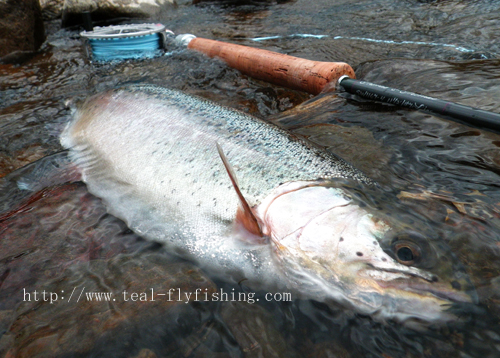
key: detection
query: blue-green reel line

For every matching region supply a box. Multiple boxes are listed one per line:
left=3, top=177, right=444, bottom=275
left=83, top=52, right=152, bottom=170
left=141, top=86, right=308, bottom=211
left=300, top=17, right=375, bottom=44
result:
left=80, top=24, right=173, bottom=61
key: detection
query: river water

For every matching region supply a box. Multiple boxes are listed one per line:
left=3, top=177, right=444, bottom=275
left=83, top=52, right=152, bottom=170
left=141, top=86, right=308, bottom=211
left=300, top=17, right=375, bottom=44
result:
left=1, top=0, right=500, bottom=357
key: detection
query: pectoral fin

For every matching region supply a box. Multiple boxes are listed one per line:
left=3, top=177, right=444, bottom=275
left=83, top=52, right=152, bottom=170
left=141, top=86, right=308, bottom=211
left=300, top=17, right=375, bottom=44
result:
left=216, top=143, right=264, bottom=238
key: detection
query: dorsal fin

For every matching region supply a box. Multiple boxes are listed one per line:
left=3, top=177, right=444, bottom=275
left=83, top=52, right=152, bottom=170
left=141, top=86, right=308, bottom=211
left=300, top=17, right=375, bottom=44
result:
left=216, top=143, right=263, bottom=238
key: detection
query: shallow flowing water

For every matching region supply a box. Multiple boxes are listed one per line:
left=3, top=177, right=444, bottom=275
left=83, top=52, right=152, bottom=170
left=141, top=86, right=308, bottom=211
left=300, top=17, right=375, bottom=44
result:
left=1, top=0, right=500, bottom=357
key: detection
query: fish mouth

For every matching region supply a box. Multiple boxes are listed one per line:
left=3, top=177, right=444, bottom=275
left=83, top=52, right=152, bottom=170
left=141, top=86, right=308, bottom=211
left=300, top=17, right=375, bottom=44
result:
left=363, top=267, right=475, bottom=304
left=377, top=279, right=474, bottom=303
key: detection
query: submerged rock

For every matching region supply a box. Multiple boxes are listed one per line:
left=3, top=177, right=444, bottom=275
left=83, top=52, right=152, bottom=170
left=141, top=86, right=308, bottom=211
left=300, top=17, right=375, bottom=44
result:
left=2, top=254, right=216, bottom=357
left=220, top=301, right=301, bottom=358
left=0, top=0, right=45, bottom=61
left=0, top=182, right=143, bottom=311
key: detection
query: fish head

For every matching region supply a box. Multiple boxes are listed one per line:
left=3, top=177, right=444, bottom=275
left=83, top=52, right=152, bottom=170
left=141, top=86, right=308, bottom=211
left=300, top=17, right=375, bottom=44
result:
left=258, top=182, right=476, bottom=326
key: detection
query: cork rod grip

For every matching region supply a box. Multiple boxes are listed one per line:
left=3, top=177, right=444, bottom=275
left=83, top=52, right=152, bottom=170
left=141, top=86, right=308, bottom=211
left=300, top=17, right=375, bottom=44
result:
left=187, top=37, right=355, bottom=95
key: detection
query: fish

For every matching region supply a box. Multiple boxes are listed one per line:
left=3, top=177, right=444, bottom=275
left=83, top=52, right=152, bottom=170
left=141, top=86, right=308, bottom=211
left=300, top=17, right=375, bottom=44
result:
left=59, top=84, right=475, bottom=326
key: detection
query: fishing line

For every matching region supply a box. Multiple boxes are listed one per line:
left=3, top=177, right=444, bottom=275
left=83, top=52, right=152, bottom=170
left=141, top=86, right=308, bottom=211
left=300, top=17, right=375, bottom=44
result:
left=250, top=34, right=328, bottom=41
left=249, top=34, right=479, bottom=55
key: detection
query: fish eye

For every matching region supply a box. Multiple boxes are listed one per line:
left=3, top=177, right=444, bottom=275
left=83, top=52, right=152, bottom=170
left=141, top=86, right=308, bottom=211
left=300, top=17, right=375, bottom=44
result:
left=393, top=241, right=421, bottom=266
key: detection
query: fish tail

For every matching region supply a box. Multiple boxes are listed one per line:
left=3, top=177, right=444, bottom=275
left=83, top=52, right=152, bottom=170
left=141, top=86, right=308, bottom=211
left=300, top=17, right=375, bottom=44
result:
left=0, top=151, right=81, bottom=215
left=43, top=97, right=80, bottom=139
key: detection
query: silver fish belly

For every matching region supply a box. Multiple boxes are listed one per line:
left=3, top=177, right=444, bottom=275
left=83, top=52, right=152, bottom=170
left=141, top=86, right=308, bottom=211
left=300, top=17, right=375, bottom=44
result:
left=61, top=85, right=474, bottom=325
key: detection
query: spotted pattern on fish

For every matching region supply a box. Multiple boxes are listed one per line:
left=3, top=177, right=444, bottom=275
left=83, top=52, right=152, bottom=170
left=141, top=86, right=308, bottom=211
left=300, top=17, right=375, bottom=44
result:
left=120, top=84, right=374, bottom=203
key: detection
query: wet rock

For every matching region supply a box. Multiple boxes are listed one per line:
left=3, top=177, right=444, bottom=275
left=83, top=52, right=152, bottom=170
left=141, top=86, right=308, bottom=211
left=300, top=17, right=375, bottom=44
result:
left=192, top=0, right=281, bottom=4
left=220, top=301, right=301, bottom=358
left=164, top=319, right=235, bottom=357
left=61, top=0, right=177, bottom=27
left=0, top=182, right=148, bottom=311
left=2, top=254, right=217, bottom=357
left=129, top=348, right=158, bottom=358
left=40, top=0, right=65, bottom=20
left=305, top=341, right=352, bottom=358
left=0, top=144, right=47, bottom=179
left=0, top=0, right=45, bottom=61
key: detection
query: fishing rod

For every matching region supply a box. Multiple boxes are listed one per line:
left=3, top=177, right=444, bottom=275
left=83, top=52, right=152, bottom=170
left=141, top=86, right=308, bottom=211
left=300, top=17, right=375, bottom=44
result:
left=176, top=35, right=500, bottom=132
left=175, top=34, right=354, bottom=96
left=79, top=17, right=500, bottom=132
left=337, top=76, right=500, bottom=132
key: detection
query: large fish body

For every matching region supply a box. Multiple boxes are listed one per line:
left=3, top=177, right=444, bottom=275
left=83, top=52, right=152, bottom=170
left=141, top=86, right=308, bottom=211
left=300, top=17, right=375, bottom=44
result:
left=61, top=85, right=474, bottom=325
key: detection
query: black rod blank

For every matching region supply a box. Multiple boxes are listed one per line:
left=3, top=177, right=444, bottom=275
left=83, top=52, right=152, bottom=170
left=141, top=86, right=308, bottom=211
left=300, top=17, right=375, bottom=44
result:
left=82, top=11, right=93, bottom=32
left=338, top=76, right=500, bottom=132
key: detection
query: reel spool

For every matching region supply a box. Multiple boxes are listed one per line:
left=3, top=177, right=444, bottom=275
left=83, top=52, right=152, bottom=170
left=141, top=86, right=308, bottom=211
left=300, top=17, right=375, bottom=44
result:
left=80, top=23, right=173, bottom=61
